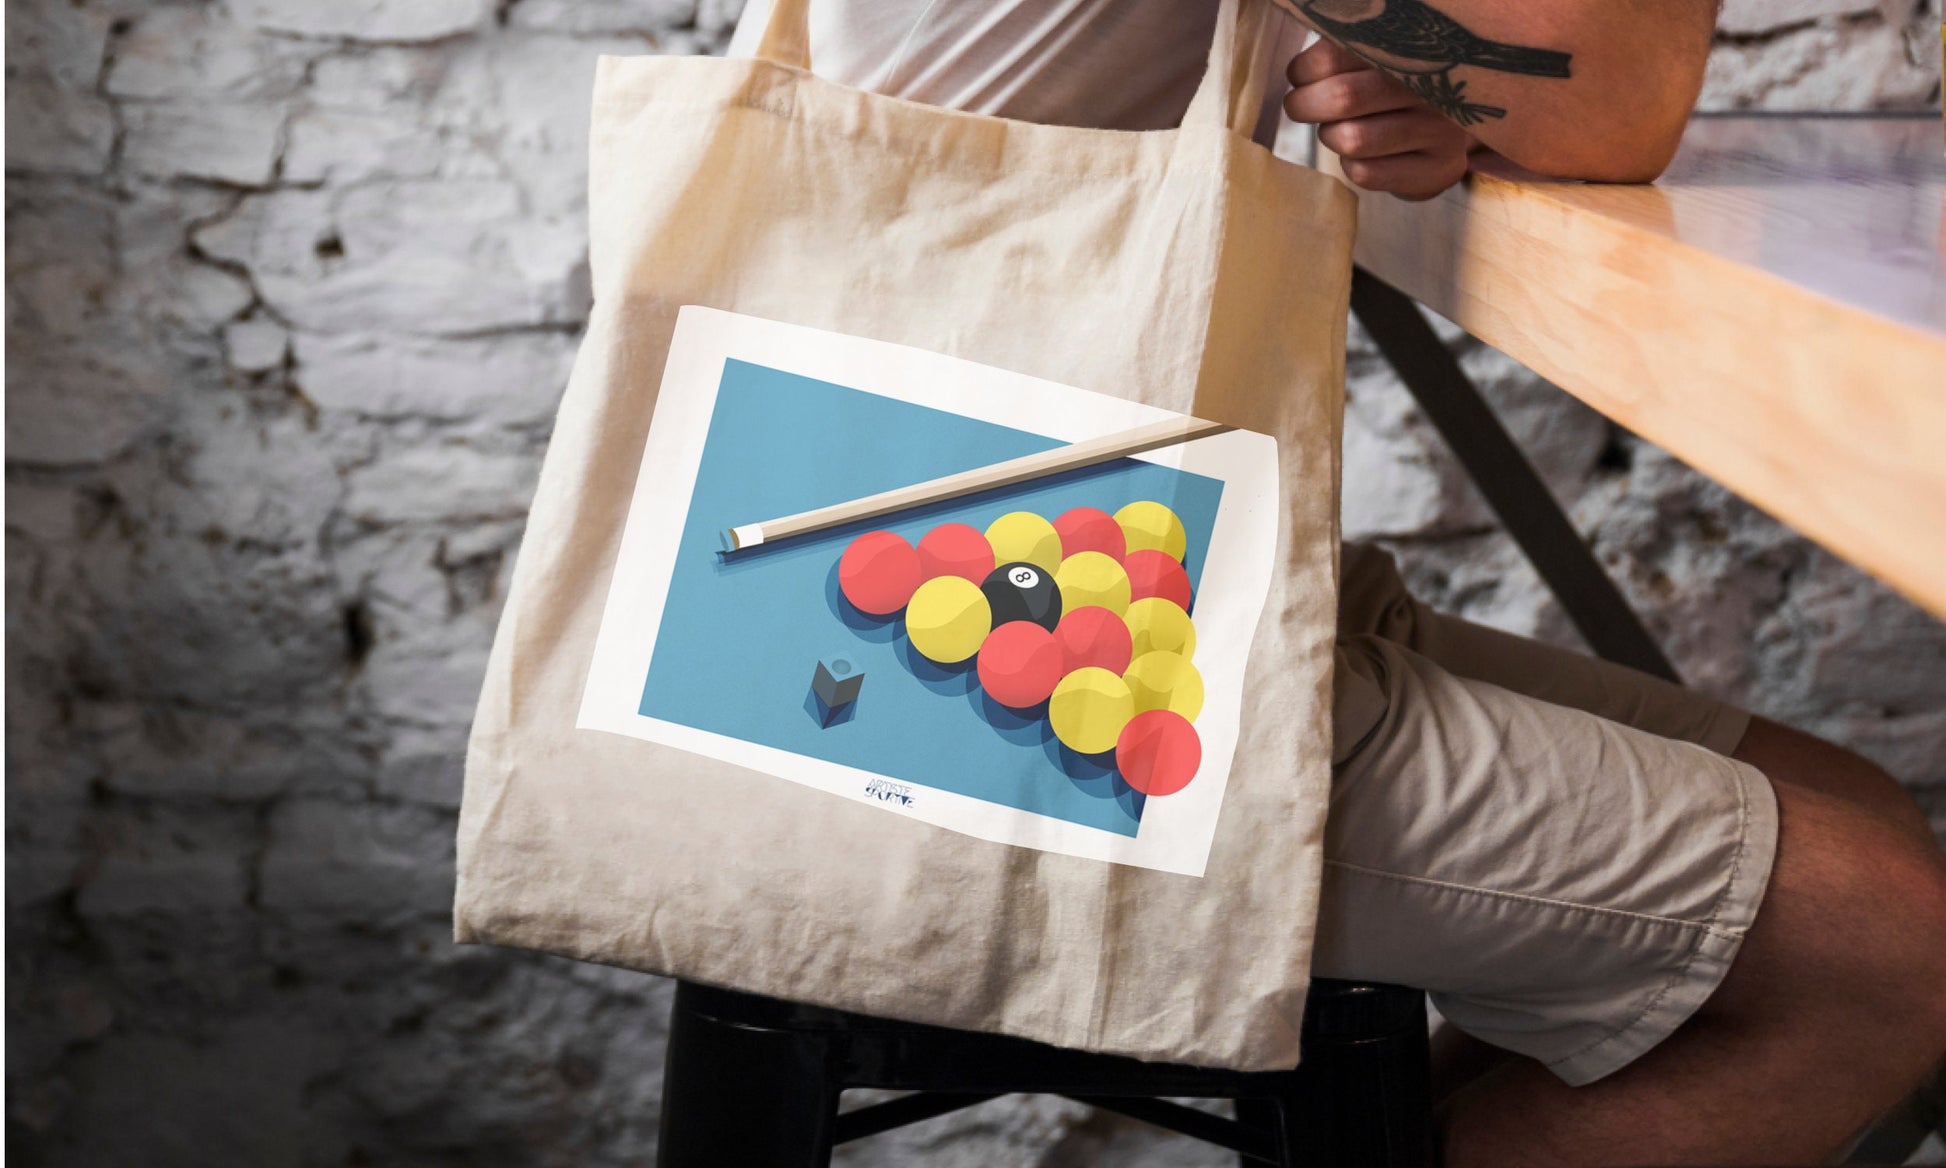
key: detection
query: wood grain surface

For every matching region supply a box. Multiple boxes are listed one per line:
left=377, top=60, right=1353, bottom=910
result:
left=1335, top=114, right=1946, bottom=620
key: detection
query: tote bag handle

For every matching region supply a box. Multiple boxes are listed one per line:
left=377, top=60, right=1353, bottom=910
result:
left=752, top=0, right=1281, bottom=141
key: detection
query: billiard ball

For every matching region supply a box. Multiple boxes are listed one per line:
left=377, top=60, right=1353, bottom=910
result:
left=838, top=530, right=922, bottom=616
left=1053, top=506, right=1125, bottom=561
left=981, top=561, right=1062, bottom=632
left=1117, top=709, right=1201, bottom=796
left=906, top=575, right=991, bottom=664
left=1115, top=500, right=1187, bottom=562
left=976, top=621, right=1063, bottom=708
left=1053, top=605, right=1133, bottom=675
left=1123, top=597, right=1196, bottom=660
left=1124, top=549, right=1192, bottom=611
left=1049, top=667, right=1135, bottom=755
left=1124, top=650, right=1204, bottom=721
left=1054, top=550, right=1131, bottom=616
left=917, top=522, right=995, bottom=584
left=984, top=511, right=1062, bottom=574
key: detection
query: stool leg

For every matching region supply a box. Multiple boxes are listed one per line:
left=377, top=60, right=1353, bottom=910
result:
left=1278, top=1026, right=1434, bottom=1168
left=1235, top=1097, right=1287, bottom=1167
left=657, top=983, right=840, bottom=1167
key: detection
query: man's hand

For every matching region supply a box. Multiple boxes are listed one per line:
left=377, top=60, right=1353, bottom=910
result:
left=1270, top=0, right=1717, bottom=183
left=1284, top=40, right=1472, bottom=201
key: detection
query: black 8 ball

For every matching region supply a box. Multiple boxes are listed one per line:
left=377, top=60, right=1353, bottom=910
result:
left=981, top=561, right=1062, bottom=632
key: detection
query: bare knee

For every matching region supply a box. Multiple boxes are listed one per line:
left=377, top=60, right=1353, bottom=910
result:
left=1893, top=849, right=1946, bottom=1049
left=1718, top=781, right=1946, bottom=1073
left=1861, top=845, right=1946, bottom=1097
left=1859, top=840, right=1946, bottom=1041
left=1732, top=716, right=1937, bottom=851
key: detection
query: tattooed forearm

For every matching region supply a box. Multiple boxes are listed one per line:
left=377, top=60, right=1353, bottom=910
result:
left=1272, top=0, right=1572, bottom=126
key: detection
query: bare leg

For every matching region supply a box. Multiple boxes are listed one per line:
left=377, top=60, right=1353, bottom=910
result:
left=1431, top=1022, right=1513, bottom=1106
left=1438, top=777, right=1946, bottom=1168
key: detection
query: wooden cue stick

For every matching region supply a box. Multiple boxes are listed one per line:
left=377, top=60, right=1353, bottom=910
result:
left=721, top=416, right=1232, bottom=552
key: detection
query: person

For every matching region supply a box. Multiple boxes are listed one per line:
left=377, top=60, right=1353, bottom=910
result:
left=727, top=4, right=1946, bottom=1164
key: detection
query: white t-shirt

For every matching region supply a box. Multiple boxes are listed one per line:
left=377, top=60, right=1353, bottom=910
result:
left=726, top=0, right=1309, bottom=139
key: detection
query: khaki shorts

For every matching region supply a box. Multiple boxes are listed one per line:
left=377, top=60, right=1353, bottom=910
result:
left=1316, top=543, right=1780, bottom=1086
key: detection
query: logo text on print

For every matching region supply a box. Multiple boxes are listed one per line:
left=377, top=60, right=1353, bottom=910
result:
left=864, top=778, right=915, bottom=807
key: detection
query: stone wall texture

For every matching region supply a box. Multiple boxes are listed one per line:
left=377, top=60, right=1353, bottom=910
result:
left=6, top=1, right=1942, bottom=1164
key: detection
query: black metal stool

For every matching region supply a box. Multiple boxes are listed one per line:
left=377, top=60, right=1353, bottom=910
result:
left=657, top=977, right=1432, bottom=1166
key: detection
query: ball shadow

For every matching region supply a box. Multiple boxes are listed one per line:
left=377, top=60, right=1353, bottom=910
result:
left=1039, top=722, right=1145, bottom=820
left=967, top=689, right=1049, bottom=746
left=896, top=636, right=978, bottom=697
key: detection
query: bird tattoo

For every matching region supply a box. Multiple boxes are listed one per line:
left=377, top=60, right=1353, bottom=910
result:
left=1290, top=0, right=1573, bottom=126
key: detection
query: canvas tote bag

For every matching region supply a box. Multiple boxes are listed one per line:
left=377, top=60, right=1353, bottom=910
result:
left=455, top=0, right=1357, bottom=1071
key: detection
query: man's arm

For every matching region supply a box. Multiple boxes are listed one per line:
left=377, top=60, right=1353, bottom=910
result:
left=1271, top=0, right=1717, bottom=182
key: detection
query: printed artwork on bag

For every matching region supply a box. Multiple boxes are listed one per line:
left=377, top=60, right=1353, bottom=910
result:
left=579, top=307, right=1281, bottom=875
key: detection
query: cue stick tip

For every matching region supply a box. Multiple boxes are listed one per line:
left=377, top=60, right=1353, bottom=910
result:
left=719, top=524, right=765, bottom=554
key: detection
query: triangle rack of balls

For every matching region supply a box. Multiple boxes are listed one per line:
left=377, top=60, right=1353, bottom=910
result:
left=838, top=503, right=1204, bottom=797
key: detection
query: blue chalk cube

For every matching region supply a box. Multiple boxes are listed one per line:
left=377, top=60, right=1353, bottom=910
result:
left=811, top=656, right=865, bottom=709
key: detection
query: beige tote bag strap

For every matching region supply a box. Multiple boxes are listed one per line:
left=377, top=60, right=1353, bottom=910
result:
left=752, top=0, right=1279, bottom=140
left=751, top=0, right=813, bottom=71
left=1181, top=0, right=1281, bottom=138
